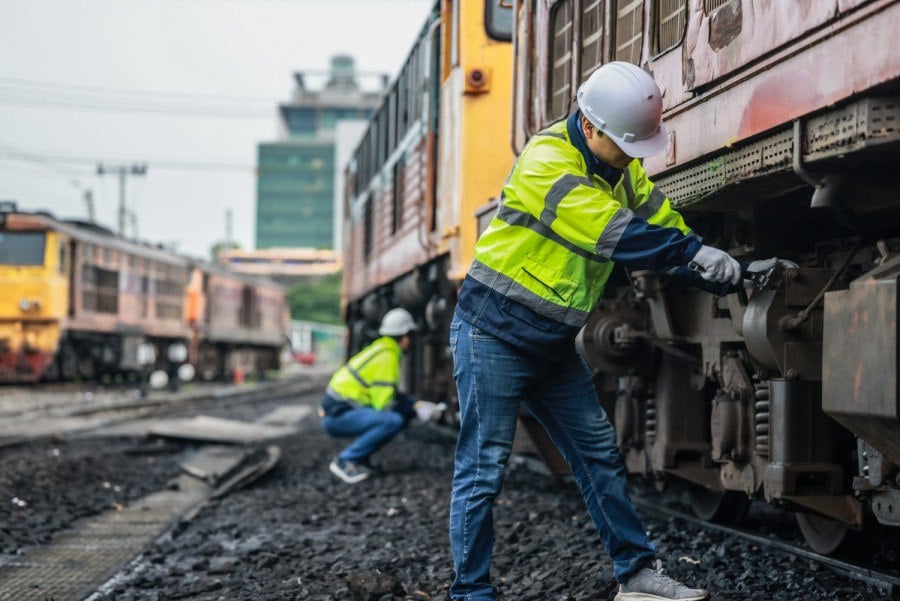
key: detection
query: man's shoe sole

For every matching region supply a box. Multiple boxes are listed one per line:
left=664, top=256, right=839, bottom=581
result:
left=614, top=592, right=707, bottom=601
left=329, top=461, right=370, bottom=484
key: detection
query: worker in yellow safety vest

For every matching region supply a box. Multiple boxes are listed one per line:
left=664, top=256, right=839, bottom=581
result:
left=448, top=62, right=786, bottom=601
left=321, top=307, right=442, bottom=484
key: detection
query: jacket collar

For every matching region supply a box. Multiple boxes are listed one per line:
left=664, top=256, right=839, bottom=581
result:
left=566, top=110, right=623, bottom=187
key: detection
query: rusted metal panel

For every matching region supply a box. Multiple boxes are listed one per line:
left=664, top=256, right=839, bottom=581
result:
left=644, top=0, right=900, bottom=175
left=823, top=276, right=899, bottom=419
left=685, top=0, right=840, bottom=91
left=823, top=273, right=900, bottom=465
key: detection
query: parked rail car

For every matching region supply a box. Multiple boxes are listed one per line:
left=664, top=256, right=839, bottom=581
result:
left=190, top=264, right=288, bottom=380
left=342, top=0, right=515, bottom=401
left=511, top=0, right=900, bottom=553
left=0, top=205, right=288, bottom=383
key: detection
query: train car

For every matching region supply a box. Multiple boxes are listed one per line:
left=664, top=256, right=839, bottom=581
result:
left=190, top=264, right=288, bottom=380
left=342, top=0, right=515, bottom=401
left=509, top=0, right=900, bottom=553
left=0, top=205, right=193, bottom=381
left=0, top=203, right=288, bottom=383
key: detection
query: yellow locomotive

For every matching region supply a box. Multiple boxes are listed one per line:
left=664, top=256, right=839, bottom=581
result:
left=0, top=203, right=287, bottom=383
left=342, top=0, right=514, bottom=402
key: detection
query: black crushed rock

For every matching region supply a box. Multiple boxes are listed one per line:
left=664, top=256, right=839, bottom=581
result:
left=0, top=437, right=184, bottom=556
left=90, top=395, right=894, bottom=601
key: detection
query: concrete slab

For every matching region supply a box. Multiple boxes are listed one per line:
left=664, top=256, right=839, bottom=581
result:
left=257, top=405, right=314, bottom=425
left=148, top=415, right=296, bottom=443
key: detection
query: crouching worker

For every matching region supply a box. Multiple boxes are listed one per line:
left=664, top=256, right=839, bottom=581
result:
left=320, top=307, right=442, bottom=484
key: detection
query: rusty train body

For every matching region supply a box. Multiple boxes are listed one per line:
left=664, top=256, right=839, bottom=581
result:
left=0, top=206, right=288, bottom=383
left=342, top=0, right=900, bottom=552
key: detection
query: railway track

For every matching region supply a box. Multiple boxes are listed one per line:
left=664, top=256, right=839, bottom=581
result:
left=0, top=370, right=330, bottom=448
left=631, top=493, right=900, bottom=596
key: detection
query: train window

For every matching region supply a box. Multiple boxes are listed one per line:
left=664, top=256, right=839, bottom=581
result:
left=549, top=0, right=574, bottom=120
left=58, top=242, right=67, bottom=274
left=654, top=0, right=686, bottom=54
left=388, top=87, right=398, bottom=158
left=363, top=193, right=373, bottom=260
left=580, top=0, right=605, bottom=80
left=614, top=0, right=643, bottom=64
left=392, top=157, right=405, bottom=234
left=0, top=232, right=45, bottom=266
left=704, top=0, right=731, bottom=14
left=485, top=0, right=513, bottom=41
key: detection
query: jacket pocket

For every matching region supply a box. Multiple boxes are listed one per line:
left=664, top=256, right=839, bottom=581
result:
left=519, top=253, right=578, bottom=304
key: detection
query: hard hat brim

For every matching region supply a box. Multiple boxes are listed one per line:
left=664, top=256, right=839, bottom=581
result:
left=607, top=122, right=668, bottom=159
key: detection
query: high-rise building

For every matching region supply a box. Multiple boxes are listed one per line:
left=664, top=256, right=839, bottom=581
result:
left=256, top=55, right=383, bottom=250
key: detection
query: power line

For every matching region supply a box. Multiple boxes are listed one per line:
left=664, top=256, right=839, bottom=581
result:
left=0, top=94, right=275, bottom=120
left=0, top=76, right=278, bottom=104
left=0, top=149, right=254, bottom=172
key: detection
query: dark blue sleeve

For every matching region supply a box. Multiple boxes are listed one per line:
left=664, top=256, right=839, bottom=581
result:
left=609, top=219, right=703, bottom=272
left=392, top=393, right=417, bottom=422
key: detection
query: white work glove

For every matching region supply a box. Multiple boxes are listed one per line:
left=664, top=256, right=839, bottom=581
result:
left=414, top=401, right=445, bottom=422
left=746, top=258, right=799, bottom=273
left=689, top=245, right=742, bottom=285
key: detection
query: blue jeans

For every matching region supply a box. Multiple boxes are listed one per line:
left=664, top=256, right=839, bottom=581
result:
left=448, top=314, right=655, bottom=599
left=321, top=396, right=408, bottom=462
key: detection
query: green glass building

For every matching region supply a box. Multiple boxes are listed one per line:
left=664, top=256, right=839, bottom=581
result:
left=256, top=56, right=382, bottom=250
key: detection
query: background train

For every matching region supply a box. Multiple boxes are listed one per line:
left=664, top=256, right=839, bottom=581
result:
left=0, top=202, right=288, bottom=384
left=342, top=0, right=899, bottom=554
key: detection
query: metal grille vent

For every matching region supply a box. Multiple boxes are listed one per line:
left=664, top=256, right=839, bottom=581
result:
left=580, top=0, right=605, bottom=81
left=615, top=0, right=643, bottom=64
left=655, top=130, right=793, bottom=207
left=806, top=97, right=900, bottom=159
left=550, top=0, right=574, bottom=119
left=656, top=0, right=686, bottom=53
left=655, top=96, right=900, bottom=208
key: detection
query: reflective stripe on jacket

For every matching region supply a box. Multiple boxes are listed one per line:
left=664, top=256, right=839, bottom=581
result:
left=457, top=112, right=703, bottom=354
left=326, top=336, right=401, bottom=410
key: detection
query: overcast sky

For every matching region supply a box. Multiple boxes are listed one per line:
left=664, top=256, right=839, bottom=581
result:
left=0, top=0, right=433, bottom=258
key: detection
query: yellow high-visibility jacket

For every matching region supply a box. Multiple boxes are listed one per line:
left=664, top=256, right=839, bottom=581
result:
left=456, top=112, right=704, bottom=355
left=326, top=336, right=401, bottom=410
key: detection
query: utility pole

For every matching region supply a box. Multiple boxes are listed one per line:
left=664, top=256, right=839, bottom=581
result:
left=96, top=163, right=147, bottom=237
left=83, top=189, right=95, bottom=223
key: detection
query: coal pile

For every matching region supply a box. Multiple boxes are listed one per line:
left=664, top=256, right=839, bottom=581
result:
left=91, top=401, right=892, bottom=601
left=0, top=437, right=184, bottom=556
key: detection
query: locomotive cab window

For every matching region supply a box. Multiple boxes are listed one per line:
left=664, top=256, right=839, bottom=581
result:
left=580, top=0, right=606, bottom=81
left=549, top=0, right=574, bottom=121
left=615, top=0, right=643, bottom=64
left=654, top=0, right=686, bottom=56
left=485, top=0, right=513, bottom=41
left=0, top=232, right=46, bottom=266
left=704, top=0, right=732, bottom=14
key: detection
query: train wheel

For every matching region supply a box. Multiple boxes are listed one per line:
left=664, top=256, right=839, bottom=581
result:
left=796, top=513, right=852, bottom=555
left=196, top=344, right=221, bottom=381
left=689, top=486, right=750, bottom=524
left=58, top=343, right=78, bottom=380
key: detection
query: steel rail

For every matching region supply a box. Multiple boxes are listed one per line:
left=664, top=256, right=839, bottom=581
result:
left=632, top=495, right=900, bottom=595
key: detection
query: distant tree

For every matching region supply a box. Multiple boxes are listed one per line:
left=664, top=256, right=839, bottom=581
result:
left=288, top=272, right=343, bottom=325
left=209, top=240, right=240, bottom=263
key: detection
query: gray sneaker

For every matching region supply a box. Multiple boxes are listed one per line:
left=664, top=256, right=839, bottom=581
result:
left=329, top=457, right=372, bottom=484
left=615, top=560, right=708, bottom=600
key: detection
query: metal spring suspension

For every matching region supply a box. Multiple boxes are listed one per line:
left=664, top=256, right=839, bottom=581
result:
left=645, top=395, right=657, bottom=446
left=754, top=381, right=770, bottom=458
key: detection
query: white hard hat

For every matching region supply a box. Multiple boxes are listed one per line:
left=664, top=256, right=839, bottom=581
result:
left=378, top=308, right=418, bottom=336
left=575, top=62, right=667, bottom=158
